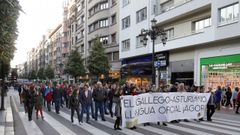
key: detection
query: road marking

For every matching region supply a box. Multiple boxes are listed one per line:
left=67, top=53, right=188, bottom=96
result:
left=6, top=107, right=13, bottom=122
left=181, top=121, right=240, bottom=135
left=167, top=123, right=214, bottom=135
left=140, top=125, right=179, bottom=135
left=200, top=121, right=240, bottom=132
left=0, top=125, right=5, bottom=135
left=214, top=119, right=240, bottom=127
left=213, top=117, right=240, bottom=124
left=19, top=112, right=44, bottom=135
left=58, top=110, right=111, bottom=135
left=43, top=111, right=77, bottom=135
left=96, top=118, right=144, bottom=135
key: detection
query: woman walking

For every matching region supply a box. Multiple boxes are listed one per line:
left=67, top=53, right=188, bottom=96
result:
left=113, top=87, right=123, bottom=130
left=69, top=88, right=81, bottom=125
left=35, top=89, right=44, bottom=120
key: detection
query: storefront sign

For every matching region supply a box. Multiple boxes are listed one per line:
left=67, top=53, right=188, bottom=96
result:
left=121, top=92, right=210, bottom=128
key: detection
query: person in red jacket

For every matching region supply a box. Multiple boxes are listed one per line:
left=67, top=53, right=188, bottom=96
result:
left=45, top=84, right=53, bottom=112
left=235, top=87, right=240, bottom=114
left=131, top=87, right=138, bottom=96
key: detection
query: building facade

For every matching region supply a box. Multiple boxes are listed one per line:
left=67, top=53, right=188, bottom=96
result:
left=119, top=0, right=240, bottom=89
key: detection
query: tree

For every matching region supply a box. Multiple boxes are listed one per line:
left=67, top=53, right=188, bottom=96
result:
left=65, top=47, right=86, bottom=82
left=0, top=0, right=21, bottom=110
left=37, top=68, right=45, bottom=80
left=87, top=37, right=110, bottom=80
left=45, top=66, right=54, bottom=80
left=11, top=68, right=18, bottom=81
left=28, top=70, right=37, bottom=80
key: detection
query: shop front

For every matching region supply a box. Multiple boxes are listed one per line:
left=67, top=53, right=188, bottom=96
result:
left=201, top=54, right=240, bottom=90
left=121, top=51, right=169, bottom=87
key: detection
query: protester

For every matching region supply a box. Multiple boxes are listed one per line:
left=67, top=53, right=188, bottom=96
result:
left=103, top=83, right=110, bottom=115
left=21, top=85, right=28, bottom=113
left=215, top=86, right=222, bottom=110
left=113, top=87, right=123, bottom=130
left=108, top=83, right=117, bottom=117
left=92, top=82, right=106, bottom=121
left=232, top=87, right=239, bottom=110
left=69, top=88, right=81, bottom=125
left=45, top=83, right=53, bottom=112
left=26, top=84, right=37, bottom=121
left=35, top=89, right=44, bottom=120
left=207, top=87, right=216, bottom=121
left=235, top=87, right=240, bottom=114
left=53, top=84, right=61, bottom=114
left=18, top=85, right=22, bottom=103
left=225, top=87, right=232, bottom=108
left=221, top=87, right=226, bottom=106
left=79, top=84, right=92, bottom=123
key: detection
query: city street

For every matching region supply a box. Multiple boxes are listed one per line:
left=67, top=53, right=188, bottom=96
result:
left=1, top=87, right=240, bottom=135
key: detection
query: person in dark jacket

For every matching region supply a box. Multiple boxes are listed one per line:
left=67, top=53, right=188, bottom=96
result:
left=113, top=87, right=123, bottom=130
left=69, top=88, right=81, bottom=125
left=225, top=87, right=232, bottom=108
left=215, top=86, right=222, bottom=110
left=207, top=87, right=216, bottom=121
left=235, top=87, right=240, bottom=114
left=35, top=89, right=44, bottom=120
left=123, top=82, right=131, bottom=95
left=92, top=82, right=106, bottom=121
left=26, top=84, right=37, bottom=121
left=53, top=84, right=61, bottom=114
left=79, top=84, right=92, bottom=123
left=108, top=84, right=117, bottom=117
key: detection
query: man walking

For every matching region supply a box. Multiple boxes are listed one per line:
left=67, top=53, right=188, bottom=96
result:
left=92, top=82, right=106, bottom=121
left=79, top=84, right=92, bottom=123
left=207, top=87, right=216, bottom=121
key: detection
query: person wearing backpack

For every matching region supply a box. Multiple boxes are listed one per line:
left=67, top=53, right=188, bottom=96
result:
left=69, top=88, right=81, bottom=125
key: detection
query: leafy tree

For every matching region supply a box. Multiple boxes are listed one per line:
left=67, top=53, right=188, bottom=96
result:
left=87, top=37, right=110, bottom=80
left=65, top=47, right=86, bottom=82
left=11, top=68, right=18, bottom=80
left=28, top=70, right=37, bottom=80
left=45, top=66, right=54, bottom=80
left=37, top=68, right=45, bottom=80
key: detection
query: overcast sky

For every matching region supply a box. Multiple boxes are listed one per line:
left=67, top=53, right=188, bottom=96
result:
left=11, top=0, right=64, bottom=67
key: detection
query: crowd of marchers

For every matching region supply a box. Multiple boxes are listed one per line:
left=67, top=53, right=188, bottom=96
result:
left=17, top=81, right=240, bottom=130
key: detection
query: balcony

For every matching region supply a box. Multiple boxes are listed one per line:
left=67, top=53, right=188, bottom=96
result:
left=155, top=0, right=211, bottom=24
left=155, top=26, right=214, bottom=52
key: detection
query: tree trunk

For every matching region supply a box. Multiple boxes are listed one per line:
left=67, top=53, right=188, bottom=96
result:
left=0, top=61, right=5, bottom=110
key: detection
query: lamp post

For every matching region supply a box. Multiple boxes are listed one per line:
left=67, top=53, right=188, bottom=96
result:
left=139, top=18, right=167, bottom=85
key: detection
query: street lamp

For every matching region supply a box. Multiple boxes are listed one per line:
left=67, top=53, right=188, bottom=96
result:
left=139, top=18, right=167, bottom=85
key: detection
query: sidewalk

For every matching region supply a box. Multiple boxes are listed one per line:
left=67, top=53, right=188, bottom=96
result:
left=0, top=87, right=15, bottom=135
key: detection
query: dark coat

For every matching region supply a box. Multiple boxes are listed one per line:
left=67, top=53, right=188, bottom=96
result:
left=79, top=90, right=92, bottom=106
left=69, top=94, right=79, bottom=108
left=26, top=90, right=37, bottom=107
left=113, top=94, right=121, bottom=117
left=92, top=88, right=107, bottom=102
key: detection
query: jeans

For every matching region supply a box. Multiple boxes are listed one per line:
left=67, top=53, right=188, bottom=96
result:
left=47, top=101, right=51, bottom=111
left=80, top=104, right=90, bottom=122
left=90, top=101, right=94, bottom=118
left=108, top=100, right=113, bottom=117
left=27, top=105, right=33, bottom=121
left=95, top=101, right=105, bottom=120
left=71, top=107, right=80, bottom=123
left=55, top=99, right=60, bottom=114
left=207, top=105, right=215, bottom=120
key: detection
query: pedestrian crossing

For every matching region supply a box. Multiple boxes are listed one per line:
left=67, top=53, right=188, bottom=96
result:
left=11, top=94, right=240, bottom=135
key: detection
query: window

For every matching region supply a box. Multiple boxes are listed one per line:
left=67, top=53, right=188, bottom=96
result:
left=165, top=28, right=174, bottom=40
left=220, top=3, right=239, bottom=24
left=136, top=7, right=147, bottom=23
left=194, top=18, right=211, bottom=32
left=99, top=19, right=109, bottom=27
left=112, top=0, right=117, bottom=6
left=80, top=44, right=84, bottom=53
left=100, top=2, right=109, bottom=10
left=107, top=53, right=112, bottom=61
left=122, top=39, right=130, bottom=51
left=136, top=36, right=144, bottom=48
left=111, top=33, right=116, bottom=44
left=100, top=36, right=109, bottom=45
left=160, top=0, right=174, bottom=13
left=122, top=16, right=130, bottom=29
left=111, top=14, right=116, bottom=24
left=81, top=29, right=85, bottom=37
left=81, top=15, right=85, bottom=23
left=113, top=52, right=119, bottom=61
left=123, top=0, right=130, bottom=7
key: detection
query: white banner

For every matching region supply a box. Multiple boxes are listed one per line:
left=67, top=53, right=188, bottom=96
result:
left=121, top=92, right=210, bottom=128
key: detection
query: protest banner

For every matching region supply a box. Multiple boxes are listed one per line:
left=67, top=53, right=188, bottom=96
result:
left=121, top=92, right=210, bottom=128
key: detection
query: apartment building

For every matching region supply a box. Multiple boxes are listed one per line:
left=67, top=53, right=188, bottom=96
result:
left=119, top=0, right=240, bottom=89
